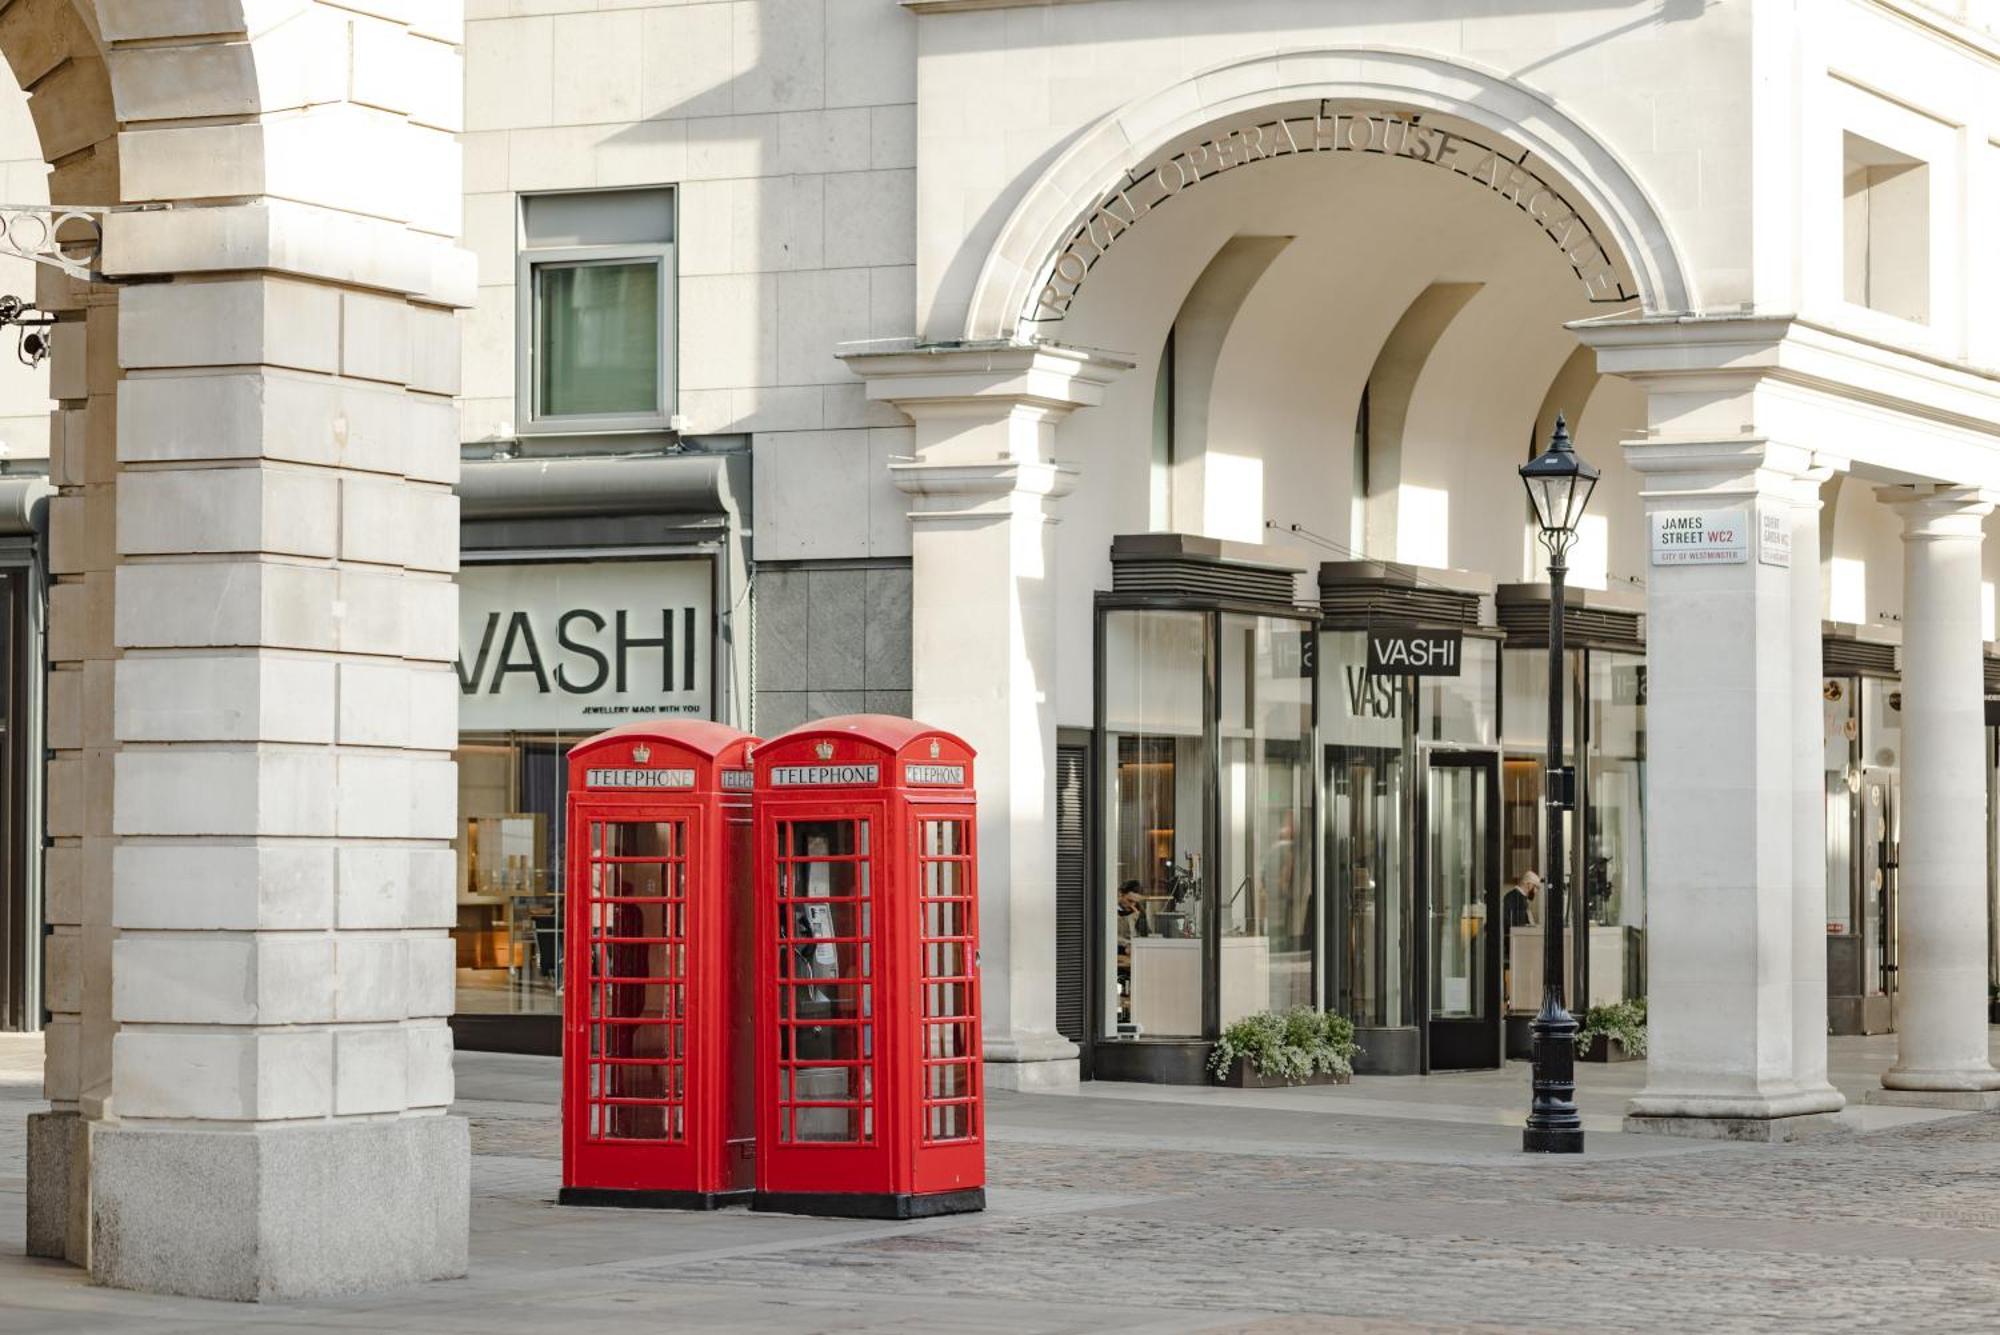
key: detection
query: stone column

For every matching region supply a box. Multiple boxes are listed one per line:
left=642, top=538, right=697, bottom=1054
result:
left=1788, top=464, right=1844, bottom=1110
left=30, top=3, right=474, bottom=1299
left=843, top=341, right=1128, bottom=1090
left=1622, top=437, right=1842, bottom=1137
left=17, top=0, right=121, bottom=1266
left=1872, top=486, right=2000, bottom=1107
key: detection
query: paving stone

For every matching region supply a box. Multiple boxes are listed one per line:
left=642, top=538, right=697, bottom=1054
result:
left=6, top=1035, right=2000, bottom=1331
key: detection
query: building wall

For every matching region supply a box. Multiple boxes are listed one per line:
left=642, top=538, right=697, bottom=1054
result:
left=461, top=0, right=919, bottom=569
left=910, top=0, right=1758, bottom=341
left=753, top=559, right=912, bottom=735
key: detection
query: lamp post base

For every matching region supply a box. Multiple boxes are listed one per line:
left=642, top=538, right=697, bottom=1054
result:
left=1523, top=1125, right=1586, bottom=1154
left=1523, top=1005, right=1585, bottom=1155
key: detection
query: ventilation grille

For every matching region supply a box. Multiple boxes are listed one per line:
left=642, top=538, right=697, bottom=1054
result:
left=1111, top=557, right=1295, bottom=606
left=1496, top=600, right=1643, bottom=650
left=1054, top=743, right=1088, bottom=1047
left=1826, top=638, right=1898, bottom=678
left=1319, top=584, right=1483, bottom=628
left=1986, top=656, right=2000, bottom=696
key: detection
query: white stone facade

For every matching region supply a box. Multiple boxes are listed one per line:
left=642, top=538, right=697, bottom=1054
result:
left=3, top=0, right=2000, bottom=1300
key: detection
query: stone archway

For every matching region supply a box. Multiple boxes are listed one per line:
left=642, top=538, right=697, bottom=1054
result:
left=7, top=2, right=473, bottom=1300
left=958, top=46, right=1699, bottom=345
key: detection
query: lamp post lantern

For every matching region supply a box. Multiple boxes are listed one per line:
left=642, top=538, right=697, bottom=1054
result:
left=1519, top=413, right=1597, bottom=1155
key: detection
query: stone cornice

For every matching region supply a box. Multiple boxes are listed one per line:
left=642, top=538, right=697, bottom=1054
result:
left=838, top=338, right=1133, bottom=414
left=1864, top=1, right=2000, bottom=66
left=1571, top=314, right=2000, bottom=444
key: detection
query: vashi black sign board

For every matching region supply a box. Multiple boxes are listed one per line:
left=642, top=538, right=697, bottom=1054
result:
left=1366, top=626, right=1463, bottom=677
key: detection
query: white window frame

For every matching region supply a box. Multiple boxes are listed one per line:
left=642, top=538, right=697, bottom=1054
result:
left=515, top=197, right=676, bottom=437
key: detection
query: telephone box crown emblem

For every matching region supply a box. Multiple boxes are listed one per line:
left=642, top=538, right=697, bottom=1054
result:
left=814, top=739, right=835, bottom=760
left=632, top=744, right=651, bottom=765
left=928, top=740, right=940, bottom=759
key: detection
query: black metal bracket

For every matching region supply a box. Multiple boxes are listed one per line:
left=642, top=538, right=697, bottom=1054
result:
left=0, top=294, right=55, bottom=368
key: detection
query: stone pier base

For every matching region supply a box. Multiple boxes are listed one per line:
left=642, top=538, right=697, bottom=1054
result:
left=89, top=1116, right=469, bottom=1301
left=26, top=1110, right=87, bottom=1262
left=1863, top=1088, right=2000, bottom=1112
left=1623, top=1112, right=1848, bottom=1143
left=983, top=1032, right=1081, bottom=1091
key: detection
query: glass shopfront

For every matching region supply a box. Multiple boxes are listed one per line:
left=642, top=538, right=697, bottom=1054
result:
left=1825, top=671, right=1900, bottom=1034
left=1324, top=629, right=1504, bottom=1073
left=1500, top=643, right=1647, bottom=1020
left=1096, top=601, right=1315, bottom=1080
left=452, top=555, right=717, bottom=1046
left=1084, top=559, right=1650, bottom=1083
left=0, top=545, right=41, bottom=1035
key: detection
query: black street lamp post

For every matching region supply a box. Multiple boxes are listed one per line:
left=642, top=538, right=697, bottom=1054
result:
left=1519, top=413, right=1597, bottom=1155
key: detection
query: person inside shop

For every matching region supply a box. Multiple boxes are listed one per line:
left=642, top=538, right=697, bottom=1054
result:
left=1115, top=880, right=1150, bottom=1032
left=1503, top=869, right=1541, bottom=1004
left=1503, top=869, right=1541, bottom=931
left=1117, top=881, right=1152, bottom=940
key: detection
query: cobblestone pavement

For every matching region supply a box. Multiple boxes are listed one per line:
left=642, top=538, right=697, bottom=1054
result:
left=5, top=1037, right=2000, bottom=1332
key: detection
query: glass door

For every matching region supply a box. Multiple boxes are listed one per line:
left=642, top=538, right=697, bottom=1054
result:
left=1327, top=745, right=1409, bottom=1033
left=1423, top=752, right=1502, bottom=1070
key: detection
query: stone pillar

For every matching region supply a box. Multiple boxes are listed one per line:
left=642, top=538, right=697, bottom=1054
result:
left=843, top=341, right=1128, bottom=1090
left=1788, top=465, right=1843, bottom=1110
left=1872, top=486, right=2000, bottom=1107
left=14, top=0, right=121, bottom=1265
left=1622, top=437, right=1842, bottom=1137
left=31, top=3, right=475, bottom=1299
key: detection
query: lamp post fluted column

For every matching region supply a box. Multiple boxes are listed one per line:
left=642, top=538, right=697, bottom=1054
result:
left=1520, top=414, right=1593, bottom=1155
left=1523, top=543, right=1583, bottom=1153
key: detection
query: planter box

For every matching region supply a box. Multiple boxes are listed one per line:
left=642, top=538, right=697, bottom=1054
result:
left=1578, top=1035, right=1640, bottom=1063
left=1217, top=1057, right=1352, bottom=1088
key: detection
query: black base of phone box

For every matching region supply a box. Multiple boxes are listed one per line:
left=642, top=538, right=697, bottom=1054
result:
left=751, top=1187, right=986, bottom=1220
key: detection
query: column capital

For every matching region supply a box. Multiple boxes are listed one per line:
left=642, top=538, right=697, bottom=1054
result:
left=889, top=459, right=1079, bottom=523
left=1623, top=436, right=1815, bottom=503
left=1786, top=457, right=1843, bottom=510
left=838, top=338, right=1132, bottom=418
left=1876, top=484, right=1996, bottom=538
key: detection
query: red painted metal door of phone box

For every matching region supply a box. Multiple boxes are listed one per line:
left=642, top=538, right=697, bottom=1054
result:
left=751, top=714, right=985, bottom=1220
left=560, top=720, right=759, bottom=1209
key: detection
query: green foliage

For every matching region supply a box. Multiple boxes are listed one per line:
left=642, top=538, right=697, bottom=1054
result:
left=1208, top=1007, right=1359, bottom=1083
left=1575, top=997, right=1647, bottom=1057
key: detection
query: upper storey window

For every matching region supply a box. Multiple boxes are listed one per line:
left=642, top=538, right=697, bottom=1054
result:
left=1842, top=133, right=1929, bottom=326
left=517, top=188, right=676, bottom=435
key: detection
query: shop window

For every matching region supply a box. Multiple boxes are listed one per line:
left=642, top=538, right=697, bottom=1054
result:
left=1583, top=652, right=1647, bottom=1006
left=1842, top=133, right=1928, bottom=325
left=1102, top=609, right=1207, bottom=1039
left=455, top=741, right=568, bottom=1017
left=1323, top=630, right=1411, bottom=1030
left=1217, top=615, right=1314, bottom=1022
left=1825, top=677, right=1859, bottom=935
left=1149, top=330, right=1173, bottom=531
left=518, top=187, right=675, bottom=433
left=1420, top=637, right=1497, bottom=748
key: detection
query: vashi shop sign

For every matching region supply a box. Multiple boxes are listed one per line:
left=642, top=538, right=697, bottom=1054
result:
left=456, top=558, right=712, bottom=732
left=1366, top=626, right=1463, bottom=677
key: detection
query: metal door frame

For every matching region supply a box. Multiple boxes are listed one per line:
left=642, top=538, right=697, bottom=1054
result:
left=1417, top=746, right=1503, bottom=1072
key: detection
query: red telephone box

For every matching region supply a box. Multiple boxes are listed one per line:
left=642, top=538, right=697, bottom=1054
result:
left=751, top=715, right=985, bottom=1219
left=560, top=720, right=760, bottom=1209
